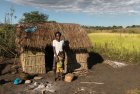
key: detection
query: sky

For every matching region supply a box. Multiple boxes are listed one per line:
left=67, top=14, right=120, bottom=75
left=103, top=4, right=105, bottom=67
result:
left=0, top=0, right=140, bottom=26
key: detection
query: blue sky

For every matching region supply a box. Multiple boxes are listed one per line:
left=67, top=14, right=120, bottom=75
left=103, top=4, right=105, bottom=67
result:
left=0, top=0, right=140, bottom=26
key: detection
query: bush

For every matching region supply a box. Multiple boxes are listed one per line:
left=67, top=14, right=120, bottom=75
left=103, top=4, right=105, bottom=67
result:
left=0, top=24, right=16, bottom=57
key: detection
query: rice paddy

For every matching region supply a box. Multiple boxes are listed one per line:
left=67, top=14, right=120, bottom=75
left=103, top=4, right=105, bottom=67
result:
left=88, top=33, right=140, bottom=63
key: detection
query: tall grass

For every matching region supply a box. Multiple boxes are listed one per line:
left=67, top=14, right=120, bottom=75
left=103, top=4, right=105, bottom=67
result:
left=0, top=24, right=16, bottom=57
left=88, top=33, right=140, bottom=63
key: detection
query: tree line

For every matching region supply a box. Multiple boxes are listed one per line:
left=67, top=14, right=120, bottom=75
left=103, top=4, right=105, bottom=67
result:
left=82, top=25, right=123, bottom=30
left=82, top=25, right=140, bottom=30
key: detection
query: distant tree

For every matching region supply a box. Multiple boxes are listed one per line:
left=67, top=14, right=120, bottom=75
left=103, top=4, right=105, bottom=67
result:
left=118, top=26, right=123, bottom=29
left=126, top=25, right=140, bottom=28
left=112, top=25, right=117, bottom=29
left=19, top=11, right=49, bottom=23
left=126, top=26, right=130, bottom=28
left=132, top=25, right=136, bottom=28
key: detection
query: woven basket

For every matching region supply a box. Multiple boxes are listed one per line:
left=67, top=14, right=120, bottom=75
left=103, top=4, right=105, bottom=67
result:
left=64, top=73, right=74, bottom=82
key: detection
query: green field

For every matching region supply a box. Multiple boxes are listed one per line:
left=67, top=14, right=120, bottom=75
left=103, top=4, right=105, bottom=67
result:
left=88, top=33, right=140, bottom=63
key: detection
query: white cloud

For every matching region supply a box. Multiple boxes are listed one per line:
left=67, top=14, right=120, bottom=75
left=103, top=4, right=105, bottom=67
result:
left=5, top=0, right=140, bottom=14
left=128, top=10, right=140, bottom=14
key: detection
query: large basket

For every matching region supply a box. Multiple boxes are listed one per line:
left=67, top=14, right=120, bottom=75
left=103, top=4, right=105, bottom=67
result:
left=20, top=51, right=46, bottom=74
left=64, top=73, right=74, bottom=82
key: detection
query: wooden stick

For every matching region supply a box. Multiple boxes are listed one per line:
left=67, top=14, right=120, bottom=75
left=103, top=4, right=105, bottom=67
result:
left=80, top=82, right=104, bottom=85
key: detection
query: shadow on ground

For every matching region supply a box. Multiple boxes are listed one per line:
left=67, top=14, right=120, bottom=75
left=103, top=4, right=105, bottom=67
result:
left=0, top=79, right=11, bottom=85
left=87, top=51, right=104, bottom=69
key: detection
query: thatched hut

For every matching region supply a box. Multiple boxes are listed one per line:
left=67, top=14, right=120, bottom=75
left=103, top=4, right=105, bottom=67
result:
left=16, top=22, right=92, bottom=74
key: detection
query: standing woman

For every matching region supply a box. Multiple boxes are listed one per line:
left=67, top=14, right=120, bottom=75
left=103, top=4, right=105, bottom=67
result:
left=52, top=31, right=65, bottom=81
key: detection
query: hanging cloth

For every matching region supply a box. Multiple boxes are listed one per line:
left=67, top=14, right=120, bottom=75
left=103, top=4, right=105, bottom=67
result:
left=24, top=26, right=37, bottom=32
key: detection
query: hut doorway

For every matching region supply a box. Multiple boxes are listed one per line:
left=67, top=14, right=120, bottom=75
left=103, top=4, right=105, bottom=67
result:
left=45, top=46, right=54, bottom=71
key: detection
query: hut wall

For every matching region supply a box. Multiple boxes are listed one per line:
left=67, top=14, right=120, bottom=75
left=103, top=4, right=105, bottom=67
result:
left=76, top=53, right=89, bottom=70
left=66, top=51, right=89, bottom=72
left=20, top=51, right=46, bottom=74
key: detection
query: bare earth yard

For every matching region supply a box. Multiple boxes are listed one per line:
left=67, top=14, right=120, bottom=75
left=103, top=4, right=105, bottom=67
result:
left=0, top=59, right=140, bottom=94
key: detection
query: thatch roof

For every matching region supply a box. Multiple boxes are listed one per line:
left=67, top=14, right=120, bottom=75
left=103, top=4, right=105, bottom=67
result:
left=16, top=22, right=92, bottom=51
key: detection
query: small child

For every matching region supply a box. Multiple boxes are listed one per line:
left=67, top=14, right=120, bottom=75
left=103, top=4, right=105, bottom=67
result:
left=56, top=51, right=64, bottom=80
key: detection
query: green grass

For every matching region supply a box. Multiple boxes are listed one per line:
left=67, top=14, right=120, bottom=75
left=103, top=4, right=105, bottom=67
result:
left=88, top=33, right=140, bottom=63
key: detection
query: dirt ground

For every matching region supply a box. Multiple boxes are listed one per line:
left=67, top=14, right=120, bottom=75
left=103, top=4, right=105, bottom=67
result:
left=0, top=58, right=140, bottom=94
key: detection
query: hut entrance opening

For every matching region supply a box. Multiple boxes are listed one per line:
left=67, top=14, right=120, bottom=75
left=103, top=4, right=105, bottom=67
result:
left=45, top=46, right=54, bottom=71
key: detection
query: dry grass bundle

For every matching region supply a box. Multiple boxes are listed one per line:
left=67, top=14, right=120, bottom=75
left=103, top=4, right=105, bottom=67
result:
left=16, top=22, right=92, bottom=51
